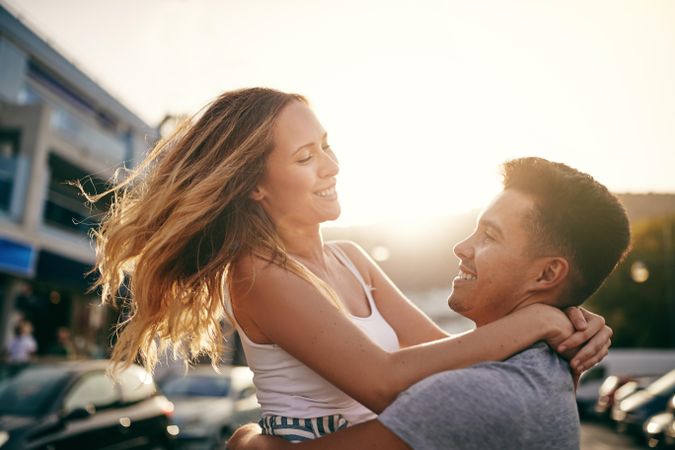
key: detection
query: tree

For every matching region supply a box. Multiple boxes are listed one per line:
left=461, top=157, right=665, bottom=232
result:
left=586, top=214, right=675, bottom=348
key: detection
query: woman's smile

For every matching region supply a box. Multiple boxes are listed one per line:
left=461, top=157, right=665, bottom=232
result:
left=315, top=185, right=337, bottom=199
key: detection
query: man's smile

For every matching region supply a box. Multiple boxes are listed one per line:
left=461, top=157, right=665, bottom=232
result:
left=456, top=269, right=477, bottom=281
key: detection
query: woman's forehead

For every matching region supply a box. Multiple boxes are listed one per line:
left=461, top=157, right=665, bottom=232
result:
left=273, top=101, right=325, bottom=152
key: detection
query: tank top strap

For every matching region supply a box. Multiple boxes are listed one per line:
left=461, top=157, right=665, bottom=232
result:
left=327, top=243, right=377, bottom=310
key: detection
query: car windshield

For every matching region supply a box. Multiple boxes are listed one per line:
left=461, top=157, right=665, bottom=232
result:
left=162, top=375, right=230, bottom=398
left=0, top=367, right=72, bottom=415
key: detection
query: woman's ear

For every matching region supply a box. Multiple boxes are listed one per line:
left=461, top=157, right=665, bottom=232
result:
left=536, top=257, right=570, bottom=288
left=249, top=186, right=265, bottom=201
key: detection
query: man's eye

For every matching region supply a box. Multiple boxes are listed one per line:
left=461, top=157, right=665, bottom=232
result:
left=298, top=154, right=312, bottom=163
left=483, top=231, right=495, bottom=241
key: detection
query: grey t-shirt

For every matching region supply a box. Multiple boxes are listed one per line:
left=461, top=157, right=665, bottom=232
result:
left=378, top=342, right=580, bottom=450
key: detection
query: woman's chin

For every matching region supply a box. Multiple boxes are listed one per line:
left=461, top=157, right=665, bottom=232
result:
left=316, top=203, right=341, bottom=223
left=327, top=205, right=342, bottom=221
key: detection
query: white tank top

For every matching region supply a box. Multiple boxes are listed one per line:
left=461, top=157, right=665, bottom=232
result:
left=233, top=243, right=400, bottom=424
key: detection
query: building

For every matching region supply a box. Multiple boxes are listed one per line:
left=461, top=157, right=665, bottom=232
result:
left=0, top=5, right=157, bottom=357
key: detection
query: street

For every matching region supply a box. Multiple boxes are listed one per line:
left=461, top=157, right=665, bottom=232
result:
left=581, top=422, right=649, bottom=450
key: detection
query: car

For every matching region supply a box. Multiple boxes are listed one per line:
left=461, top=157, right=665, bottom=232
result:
left=0, top=360, right=176, bottom=450
left=643, top=409, right=673, bottom=448
left=661, top=395, right=675, bottom=448
left=576, top=349, right=675, bottom=418
left=595, top=374, right=658, bottom=419
left=612, top=369, right=675, bottom=436
left=159, top=365, right=260, bottom=450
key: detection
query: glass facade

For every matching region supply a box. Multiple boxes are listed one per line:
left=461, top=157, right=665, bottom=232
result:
left=44, top=153, right=109, bottom=235
left=0, top=129, right=20, bottom=214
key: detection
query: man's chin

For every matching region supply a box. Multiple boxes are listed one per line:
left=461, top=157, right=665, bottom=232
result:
left=447, top=295, right=469, bottom=314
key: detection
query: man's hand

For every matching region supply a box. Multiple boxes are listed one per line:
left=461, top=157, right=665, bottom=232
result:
left=227, top=424, right=290, bottom=450
left=557, top=307, right=612, bottom=373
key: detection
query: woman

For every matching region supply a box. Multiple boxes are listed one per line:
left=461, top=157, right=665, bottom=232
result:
left=88, top=88, right=610, bottom=442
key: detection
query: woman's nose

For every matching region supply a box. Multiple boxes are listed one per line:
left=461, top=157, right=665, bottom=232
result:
left=319, top=149, right=339, bottom=177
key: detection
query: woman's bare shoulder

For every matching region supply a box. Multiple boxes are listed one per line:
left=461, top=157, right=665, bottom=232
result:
left=328, top=240, right=369, bottom=261
left=232, top=250, right=335, bottom=303
left=230, top=253, right=292, bottom=307
left=328, top=240, right=375, bottom=277
left=229, top=252, right=300, bottom=343
left=231, top=251, right=278, bottom=279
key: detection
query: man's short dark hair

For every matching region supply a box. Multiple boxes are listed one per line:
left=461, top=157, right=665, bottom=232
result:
left=501, top=157, right=631, bottom=305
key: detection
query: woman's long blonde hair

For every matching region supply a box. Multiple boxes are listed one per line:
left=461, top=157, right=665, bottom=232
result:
left=86, top=88, right=341, bottom=374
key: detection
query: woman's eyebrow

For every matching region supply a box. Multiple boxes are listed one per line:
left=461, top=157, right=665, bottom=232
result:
left=293, top=132, right=328, bottom=155
left=293, top=142, right=315, bottom=155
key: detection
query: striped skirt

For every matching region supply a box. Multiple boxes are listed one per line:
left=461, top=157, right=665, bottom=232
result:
left=259, top=414, right=349, bottom=442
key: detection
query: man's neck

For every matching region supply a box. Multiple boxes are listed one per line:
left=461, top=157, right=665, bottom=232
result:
left=470, top=292, right=561, bottom=328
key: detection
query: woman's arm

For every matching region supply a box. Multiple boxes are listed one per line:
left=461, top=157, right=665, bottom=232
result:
left=333, top=241, right=450, bottom=346
left=231, top=255, right=572, bottom=414
left=336, top=241, right=613, bottom=373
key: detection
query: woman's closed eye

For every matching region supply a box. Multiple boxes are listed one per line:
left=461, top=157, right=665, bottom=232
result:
left=297, top=144, right=334, bottom=164
left=297, top=150, right=313, bottom=163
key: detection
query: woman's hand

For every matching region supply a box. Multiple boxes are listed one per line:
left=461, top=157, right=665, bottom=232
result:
left=537, top=305, right=612, bottom=374
left=557, top=307, right=613, bottom=373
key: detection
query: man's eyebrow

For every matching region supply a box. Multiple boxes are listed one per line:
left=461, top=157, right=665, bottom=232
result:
left=479, top=218, right=504, bottom=238
left=292, top=132, right=328, bottom=155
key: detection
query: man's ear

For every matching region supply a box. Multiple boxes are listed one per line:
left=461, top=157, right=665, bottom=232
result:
left=535, top=257, right=569, bottom=290
left=249, top=186, right=265, bottom=201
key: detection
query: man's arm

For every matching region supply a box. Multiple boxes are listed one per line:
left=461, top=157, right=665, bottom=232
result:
left=227, top=420, right=409, bottom=450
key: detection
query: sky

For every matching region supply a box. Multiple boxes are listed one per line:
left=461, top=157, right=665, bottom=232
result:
left=4, top=0, right=675, bottom=227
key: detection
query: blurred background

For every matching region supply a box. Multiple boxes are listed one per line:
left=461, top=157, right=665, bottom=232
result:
left=0, top=1, right=674, bottom=449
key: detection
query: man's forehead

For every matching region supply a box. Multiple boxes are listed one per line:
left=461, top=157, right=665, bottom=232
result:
left=478, top=190, right=536, bottom=228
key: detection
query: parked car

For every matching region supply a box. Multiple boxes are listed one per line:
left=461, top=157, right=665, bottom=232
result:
left=0, top=360, right=176, bottom=450
left=612, top=369, right=675, bottom=436
left=643, top=408, right=673, bottom=449
left=576, top=349, right=675, bottom=418
left=159, top=365, right=260, bottom=450
left=666, top=395, right=675, bottom=447
left=595, top=374, right=658, bottom=419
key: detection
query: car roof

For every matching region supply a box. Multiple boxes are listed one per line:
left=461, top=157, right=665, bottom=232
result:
left=181, top=364, right=250, bottom=376
left=21, top=360, right=140, bottom=375
left=172, top=365, right=253, bottom=385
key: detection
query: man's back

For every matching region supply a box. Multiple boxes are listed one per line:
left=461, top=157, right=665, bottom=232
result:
left=379, top=342, right=580, bottom=450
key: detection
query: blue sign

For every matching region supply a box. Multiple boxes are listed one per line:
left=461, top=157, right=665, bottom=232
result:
left=0, top=237, right=36, bottom=277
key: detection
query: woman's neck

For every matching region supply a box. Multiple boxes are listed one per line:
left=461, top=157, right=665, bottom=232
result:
left=276, top=223, right=327, bottom=264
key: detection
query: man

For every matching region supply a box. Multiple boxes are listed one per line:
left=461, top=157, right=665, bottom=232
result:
left=229, top=157, right=631, bottom=450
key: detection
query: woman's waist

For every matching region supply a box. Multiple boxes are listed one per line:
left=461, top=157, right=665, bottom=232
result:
left=253, top=370, right=357, bottom=404
left=257, top=394, right=376, bottom=424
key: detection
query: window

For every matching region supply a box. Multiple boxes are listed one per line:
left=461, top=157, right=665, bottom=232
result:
left=117, top=365, right=156, bottom=404
left=44, top=153, right=110, bottom=234
left=0, top=129, right=20, bottom=213
left=162, top=375, right=231, bottom=398
left=17, top=84, right=42, bottom=105
left=0, top=367, right=71, bottom=415
left=63, top=372, right=118, bottom=413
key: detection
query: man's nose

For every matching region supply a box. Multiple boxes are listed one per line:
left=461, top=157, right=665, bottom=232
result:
left=453, top=235, right=474, bottom=260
